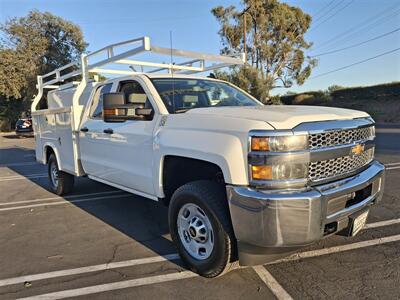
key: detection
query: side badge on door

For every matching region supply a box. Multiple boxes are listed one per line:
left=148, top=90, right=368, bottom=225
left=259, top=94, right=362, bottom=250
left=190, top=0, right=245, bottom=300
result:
left=159, top=116, right=167, bottom=127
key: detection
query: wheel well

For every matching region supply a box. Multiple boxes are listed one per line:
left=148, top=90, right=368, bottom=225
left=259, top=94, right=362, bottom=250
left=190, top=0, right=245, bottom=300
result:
left=162, top=156, right=225, bottom=205
left=44, top=146, right=55, bottom=164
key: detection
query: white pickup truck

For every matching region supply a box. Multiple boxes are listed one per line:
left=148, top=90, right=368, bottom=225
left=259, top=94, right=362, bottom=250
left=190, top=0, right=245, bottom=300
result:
left=31, top=37, right=385, bottom=277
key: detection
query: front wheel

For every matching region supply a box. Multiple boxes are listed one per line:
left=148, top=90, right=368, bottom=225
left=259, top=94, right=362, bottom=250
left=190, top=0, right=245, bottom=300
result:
left=168, top=180, right=237, bottom=278
left=48, top=154, right=74, bottom=196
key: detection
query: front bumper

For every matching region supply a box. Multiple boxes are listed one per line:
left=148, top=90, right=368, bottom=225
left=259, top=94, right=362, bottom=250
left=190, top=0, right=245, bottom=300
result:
left=227, top=160, right=385, bottom=266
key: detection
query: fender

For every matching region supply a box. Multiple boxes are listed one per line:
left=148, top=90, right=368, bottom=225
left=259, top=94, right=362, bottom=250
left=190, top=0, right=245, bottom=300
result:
left=153, top=127, right=248, bottom=198
left=42, top=142, right=62, bottom=168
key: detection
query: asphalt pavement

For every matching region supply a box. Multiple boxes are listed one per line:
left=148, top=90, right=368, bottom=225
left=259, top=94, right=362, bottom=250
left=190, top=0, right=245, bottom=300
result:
left=0, top=125, right=399, bottom=300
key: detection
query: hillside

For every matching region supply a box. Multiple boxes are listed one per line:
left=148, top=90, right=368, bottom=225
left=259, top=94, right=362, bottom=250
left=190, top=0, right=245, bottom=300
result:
left=280, top=82, right=400, bottom=123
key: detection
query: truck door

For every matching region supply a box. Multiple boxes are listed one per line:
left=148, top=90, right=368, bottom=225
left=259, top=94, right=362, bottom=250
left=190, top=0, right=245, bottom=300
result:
left=79, top=83, right=113, bottom=178
left=82, top=79, right=157, bottom=196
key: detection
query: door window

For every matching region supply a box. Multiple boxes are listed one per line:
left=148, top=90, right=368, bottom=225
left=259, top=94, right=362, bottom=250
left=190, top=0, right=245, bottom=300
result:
left=89, top=83, right=113, bottom=119
left=118, top=80, right=154, bottom=120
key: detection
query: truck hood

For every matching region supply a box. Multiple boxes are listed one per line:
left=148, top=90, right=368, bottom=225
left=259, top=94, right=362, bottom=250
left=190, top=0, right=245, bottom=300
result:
left=186, top=105, right=370, bottom=129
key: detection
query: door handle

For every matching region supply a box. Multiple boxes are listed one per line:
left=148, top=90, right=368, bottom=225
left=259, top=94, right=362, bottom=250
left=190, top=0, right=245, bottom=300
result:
left=103, top=128, right=114, bottom=134
left=80, top=127, right=89, bottom=132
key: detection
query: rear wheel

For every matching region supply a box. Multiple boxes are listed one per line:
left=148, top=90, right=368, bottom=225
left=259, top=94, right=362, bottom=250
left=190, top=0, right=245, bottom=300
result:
left=169, top=180, right=237, bottom=277
left=48, top=153, right=74, bottom=195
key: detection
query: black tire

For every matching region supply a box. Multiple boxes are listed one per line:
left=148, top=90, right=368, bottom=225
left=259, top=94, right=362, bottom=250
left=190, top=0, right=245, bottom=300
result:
left=48, top=153, right=74, bottom=196
left=168, top=180, right=237, bottom=278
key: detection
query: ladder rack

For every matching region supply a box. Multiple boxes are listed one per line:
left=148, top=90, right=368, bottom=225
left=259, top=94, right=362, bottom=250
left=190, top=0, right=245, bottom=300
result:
left=36, top=36, right=245, bottom=92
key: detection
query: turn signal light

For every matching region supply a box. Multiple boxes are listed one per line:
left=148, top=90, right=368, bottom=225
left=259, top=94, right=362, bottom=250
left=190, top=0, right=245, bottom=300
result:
left=103, top=108, right=116, bottom=116
left=251, top=137, right=269, bottom=151
left=251, top=165, right=272, bottom=180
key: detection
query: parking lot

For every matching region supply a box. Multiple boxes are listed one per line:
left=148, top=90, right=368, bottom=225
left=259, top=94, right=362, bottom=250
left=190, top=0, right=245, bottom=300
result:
left=0, top=125, right=399, bottom=300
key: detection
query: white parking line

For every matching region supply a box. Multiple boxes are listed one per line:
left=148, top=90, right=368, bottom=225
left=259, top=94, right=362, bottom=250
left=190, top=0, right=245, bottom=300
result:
left=2, top=217, right=395, bottom=288
left=385, top=161, right=400, bottom=170
left=0, top=254, right=180, bottom=287
left=364, top=218, right=400, bottom=229
left=0, top=161, right=38, bottom=167
left=0, top=193, right=132, bottom=212
left=0, top=173, right=47, bottom=182
left=0, top=173, right=46, bottom=179
left=253, top=266, right=293, bottom=300
left=0, top=213, right=396, bottom=297
left=386, top=166, right=400, bottom=170
left=272, top=234, right=400, bottom=264
left=0, top=217, right=395, bottom=288
left=16, top=233, right=400, bottom=300
left=18, top=271, right=198, bottom=300
left=0, top=190, right=125, bottom=207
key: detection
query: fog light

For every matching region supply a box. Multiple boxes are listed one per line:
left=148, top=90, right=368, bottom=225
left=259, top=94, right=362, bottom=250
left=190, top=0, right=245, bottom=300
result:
left=251, top=165, right=272, bottom=180
left=251, top=163, right=308, bottom=181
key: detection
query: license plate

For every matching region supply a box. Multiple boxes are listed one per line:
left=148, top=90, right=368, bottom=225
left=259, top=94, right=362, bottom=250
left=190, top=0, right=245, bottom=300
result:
left=352, top=210, right=369, bottom=236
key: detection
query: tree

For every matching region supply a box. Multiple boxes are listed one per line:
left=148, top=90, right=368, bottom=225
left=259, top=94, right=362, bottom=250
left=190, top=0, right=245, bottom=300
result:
left=0, top=10, right=87, bottom=130
left=211, top=0, right=317, bottom=103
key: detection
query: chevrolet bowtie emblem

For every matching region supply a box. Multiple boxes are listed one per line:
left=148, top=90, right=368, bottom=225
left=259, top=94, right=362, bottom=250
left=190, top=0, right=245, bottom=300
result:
left=351, top=144, right=365, bottom=156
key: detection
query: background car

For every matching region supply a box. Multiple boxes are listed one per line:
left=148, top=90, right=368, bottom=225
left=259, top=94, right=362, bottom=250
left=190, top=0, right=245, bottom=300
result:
left=15, top=118, right=33, bottom=137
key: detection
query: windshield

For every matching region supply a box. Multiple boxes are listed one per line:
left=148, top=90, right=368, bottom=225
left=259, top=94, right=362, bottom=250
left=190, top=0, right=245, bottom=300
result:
left=150, top=78, right=261, bottom=113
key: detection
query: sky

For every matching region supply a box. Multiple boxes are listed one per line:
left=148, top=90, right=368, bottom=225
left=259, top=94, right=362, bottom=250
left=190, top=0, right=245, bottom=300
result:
left=0, top=0, right=399, bottom=95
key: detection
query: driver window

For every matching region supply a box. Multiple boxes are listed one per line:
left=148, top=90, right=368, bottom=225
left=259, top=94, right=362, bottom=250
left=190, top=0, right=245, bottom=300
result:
left=89, top=83, right=113, bottom=119
left=118, top=81, right=153, bottom=110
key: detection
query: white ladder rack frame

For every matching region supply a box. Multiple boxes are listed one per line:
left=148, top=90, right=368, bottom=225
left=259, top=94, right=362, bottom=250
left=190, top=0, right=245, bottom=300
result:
left=33, top=36, right=244, bottom=102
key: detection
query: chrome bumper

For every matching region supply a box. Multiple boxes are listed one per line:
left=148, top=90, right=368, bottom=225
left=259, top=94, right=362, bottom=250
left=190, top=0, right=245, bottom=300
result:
left=227, top=161, right=385, bottom=265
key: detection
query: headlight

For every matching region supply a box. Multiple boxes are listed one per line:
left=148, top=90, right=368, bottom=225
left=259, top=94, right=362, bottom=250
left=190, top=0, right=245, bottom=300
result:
left=251, top=163, right=308, bottom=181
left=251, top=135, right=308, bottom=152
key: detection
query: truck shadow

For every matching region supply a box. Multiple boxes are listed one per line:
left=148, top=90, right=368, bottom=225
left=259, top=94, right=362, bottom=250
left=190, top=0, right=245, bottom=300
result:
left=0, top=145, right=183, bottom=269
left=70, top=184, right=182, bottom=263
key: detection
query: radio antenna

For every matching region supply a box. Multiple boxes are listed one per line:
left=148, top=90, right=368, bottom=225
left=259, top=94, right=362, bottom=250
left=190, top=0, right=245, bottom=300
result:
left=170, top=30, right=176, bottom=113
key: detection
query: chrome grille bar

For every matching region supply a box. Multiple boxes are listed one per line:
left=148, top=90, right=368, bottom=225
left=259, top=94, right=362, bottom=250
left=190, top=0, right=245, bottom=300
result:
left=309, top=126, right=375, bottom=150
left=309, top=148, right=374, bottom=182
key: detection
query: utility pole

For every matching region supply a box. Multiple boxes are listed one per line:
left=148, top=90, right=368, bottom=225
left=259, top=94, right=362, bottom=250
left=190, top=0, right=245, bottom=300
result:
left=243, top=12, right=247, bottom=63
left=241, top=6, right=251, bottom=64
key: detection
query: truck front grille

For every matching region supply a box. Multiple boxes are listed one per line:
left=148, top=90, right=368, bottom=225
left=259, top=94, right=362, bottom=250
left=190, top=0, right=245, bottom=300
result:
left=309, top=148, right=374, bottom=182
left=309, top=126, right=375, bottom=150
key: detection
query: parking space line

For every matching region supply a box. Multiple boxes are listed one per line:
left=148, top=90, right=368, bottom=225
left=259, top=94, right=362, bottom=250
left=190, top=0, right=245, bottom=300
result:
left=0, top=173, right=47, bottom=182
left=386, top=166, right=400, bottom=170
left=0, top=217, right=396, bottom=287
left=253, top=266, right=293, bottom=300
left=0, top=254, right=180, bottom=287
left=18, top=271, right=198, bottom=300
left=0, top=173, right=46, bottom=179
left=364, top=218, right=400, bottom=229
left=385, top=161, right=400, bottom=170
left=0, top=219, right=397, bottom=298
left=0, top=162, right=38, bottom=167
left=0, top=193, right=133, bottom=212
left=272, top=233, right=400, bottom=264
left=18, top=233, right=400, bottom=300
left=0, top=190, right=125, bottom=207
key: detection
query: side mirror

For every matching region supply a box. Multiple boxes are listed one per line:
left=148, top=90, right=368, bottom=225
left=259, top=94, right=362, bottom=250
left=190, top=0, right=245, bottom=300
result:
left=103, top=93, right=126, bottom=123
left=103, top=93, right=154, bottom=122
